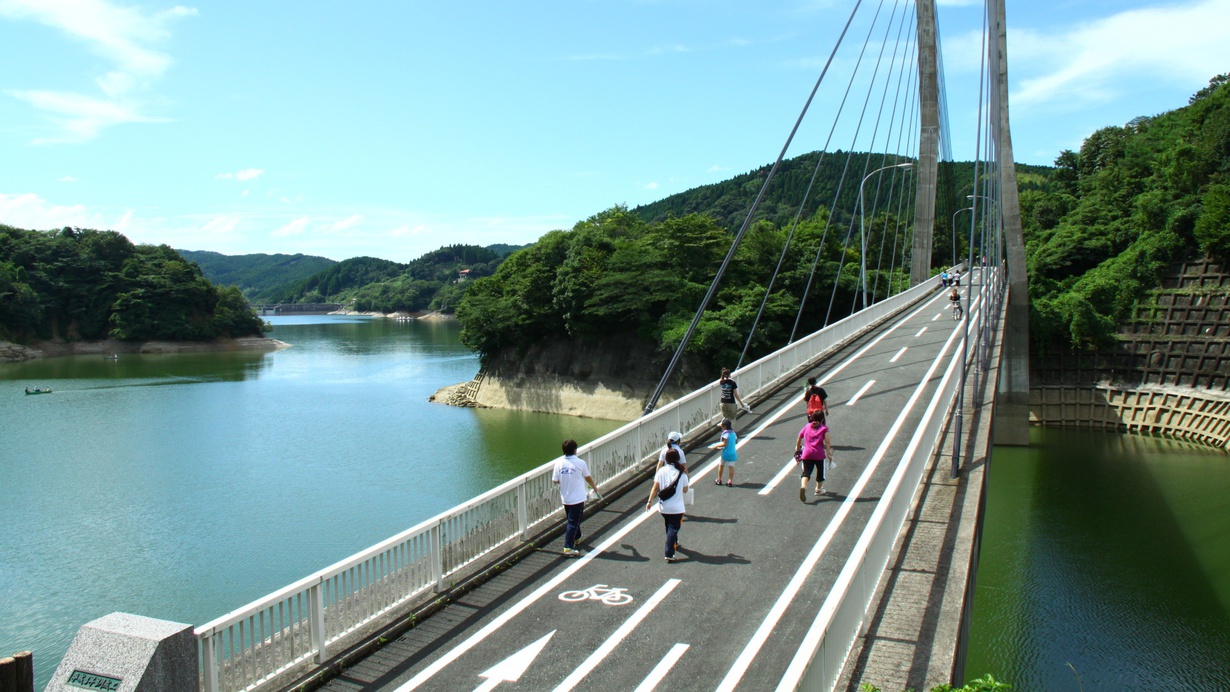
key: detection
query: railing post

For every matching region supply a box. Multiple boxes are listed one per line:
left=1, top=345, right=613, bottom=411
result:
left=516, top=483, right=529, bottom=541
left=430, top=524, right=444, bottom=593
left=201, top=635, right=218, bottom=692
left=310, top=583, right=328, bottom=663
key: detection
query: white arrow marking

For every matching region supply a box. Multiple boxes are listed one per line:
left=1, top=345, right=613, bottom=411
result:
left=474, top=630, right=556, bottom=691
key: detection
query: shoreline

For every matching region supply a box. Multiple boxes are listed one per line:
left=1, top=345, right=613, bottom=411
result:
left=0, top=336, right=291, bottom=363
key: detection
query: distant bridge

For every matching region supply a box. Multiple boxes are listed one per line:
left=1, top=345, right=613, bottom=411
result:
left=253, top=303, right=343, bottom=316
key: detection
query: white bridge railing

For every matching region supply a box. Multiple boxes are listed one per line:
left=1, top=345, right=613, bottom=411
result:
left=194, top=276, right=943, bottom=692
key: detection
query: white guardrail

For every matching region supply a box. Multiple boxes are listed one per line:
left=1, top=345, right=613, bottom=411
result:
left=194, top=275, right=947, bottom=692
left=782, top=266, right=1003, bottom=691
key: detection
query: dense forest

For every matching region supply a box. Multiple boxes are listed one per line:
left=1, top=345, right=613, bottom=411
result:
left=1021, top=73, right=1230, bottom=352
left=264, top=244, right=517, bottom=313
left=0, top=225, right=265, bottom=342
left=454, top=154, right=1049, bottom=373
left=176, top=249, right=336, bottom=303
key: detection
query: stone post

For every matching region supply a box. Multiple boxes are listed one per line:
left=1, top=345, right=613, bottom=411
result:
left=45, top=613, right=197, bottom=692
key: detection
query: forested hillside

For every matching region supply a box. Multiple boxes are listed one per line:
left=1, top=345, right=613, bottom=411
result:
left=177, top=249, right=336, bottom=303
left=0, top=226, right=265, bottom=342
left=1022, top=73, right=1230, bottom=352
left=269, top=244, right=517, bottom=313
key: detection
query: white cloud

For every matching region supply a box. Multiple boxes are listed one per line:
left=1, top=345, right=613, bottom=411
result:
left=643, top=181, right=659, bottom=190
left=946, top=0, right=1230, bottom=110
left=271, top=217, right=309, bottom=238
left=0, top=192, right=100, bottom=229
left=58, top=175, right=77, bottom=182
left=216, top=168, right=265, bottom=182
left=0, top=0, right=196, bottom=142
left=329, top=214, right=364, bottom=232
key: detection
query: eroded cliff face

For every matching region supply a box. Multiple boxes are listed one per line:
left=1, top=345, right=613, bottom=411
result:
left=469, top=334, right=708, bottom=421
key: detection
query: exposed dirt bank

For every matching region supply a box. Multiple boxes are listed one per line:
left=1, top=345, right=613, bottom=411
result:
left=0, top=336, right=291, bottom=363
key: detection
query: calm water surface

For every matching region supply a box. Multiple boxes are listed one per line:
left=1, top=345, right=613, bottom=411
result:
left=0, top=316, right=620, bottom=687
left=966, top=427, right=1230, bottom=690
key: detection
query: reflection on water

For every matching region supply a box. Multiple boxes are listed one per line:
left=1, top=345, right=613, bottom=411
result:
left=0, top=316, right=622, bottom=688
left=966, top=428, right=1230, bottom=690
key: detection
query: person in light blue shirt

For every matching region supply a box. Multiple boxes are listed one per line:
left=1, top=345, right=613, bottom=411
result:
left=710, top=418, right=738, bottom=487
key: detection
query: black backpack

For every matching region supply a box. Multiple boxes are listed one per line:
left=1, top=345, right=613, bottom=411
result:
left=657, top=470, right=682, bottom=502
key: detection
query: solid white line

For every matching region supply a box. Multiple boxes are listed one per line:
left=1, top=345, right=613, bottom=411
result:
left=553, top=579, right=682, bottom=692
left=889, top=347, right=907, bottom=363
left=845, top=380, right=875, bottom=406
left=914, top=327, right=926, bottom=337
left=715, top=309, right=965, bottom=692
left=758, top=458, right=799, bottom=496
left=632, top=643, right=690, bottom=692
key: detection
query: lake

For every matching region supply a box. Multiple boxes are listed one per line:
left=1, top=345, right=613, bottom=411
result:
left=966, top=427, right=1230, bottom=690
left=0, top=316, right=621, bottom=688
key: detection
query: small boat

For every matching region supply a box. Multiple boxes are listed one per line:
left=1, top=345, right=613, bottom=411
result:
left=24, top=387, right=52, bottom=395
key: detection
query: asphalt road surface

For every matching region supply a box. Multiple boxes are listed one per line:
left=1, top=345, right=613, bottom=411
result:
left=319, top=280, right=980, bottom=692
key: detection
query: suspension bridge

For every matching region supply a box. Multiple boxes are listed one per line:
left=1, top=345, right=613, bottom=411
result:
left=45, top=0, right=1033, bottom=690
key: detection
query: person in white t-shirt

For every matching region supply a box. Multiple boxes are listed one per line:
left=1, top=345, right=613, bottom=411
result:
left=552, top=439, right=599, bottom=557
left=646, top=449, right=689, bottom=562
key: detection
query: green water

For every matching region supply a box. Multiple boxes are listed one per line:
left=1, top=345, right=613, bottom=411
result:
left=0, top=316, right=621, bottom=687
left=966, top=427, right=1230, bottom=690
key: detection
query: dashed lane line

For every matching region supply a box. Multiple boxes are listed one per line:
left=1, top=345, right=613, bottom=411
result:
left=633, top=643, right=690, bottom=692
left=889, top=347, right=907, bottom=363
left=844, top=380, right=875, bottom=406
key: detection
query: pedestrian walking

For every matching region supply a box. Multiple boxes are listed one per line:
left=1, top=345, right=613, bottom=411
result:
left=952, top=269, right=962, bottom=287
left=802, top=376, right=828, bottom=419
left=795, top=412, right=834, bottom=502
left=657, top=431, right=686, bottom=471
left=719, top=367, right=751, bottom=421
left=710, top=418, right=738, bottom=487
left=552, top=439, right=600, bottom=557
left=647, top=449, right=689, bottom=562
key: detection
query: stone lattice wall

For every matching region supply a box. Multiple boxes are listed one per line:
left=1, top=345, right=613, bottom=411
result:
left=1029, top=386, right=1230, bottom=450
left=1032, top=256, right=1230, bottom=392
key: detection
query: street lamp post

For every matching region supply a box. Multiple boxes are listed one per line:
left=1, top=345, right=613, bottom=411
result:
left=951, top=206, right=974, bottom=266
left=859, top=162, right=913, bottom=309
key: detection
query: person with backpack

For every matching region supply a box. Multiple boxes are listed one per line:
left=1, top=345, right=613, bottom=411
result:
left=795, top=411, right=834, bottom=502
left=552, top=439, right=600, bottom=557
left=647, top=449, right=689, bottom=562
left=802, top=376, right=828, bottom=419
left=709, top=418, right=738, bottom=487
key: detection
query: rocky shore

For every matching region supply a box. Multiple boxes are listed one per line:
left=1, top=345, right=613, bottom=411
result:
left=0, top=336, right=291, bottom=363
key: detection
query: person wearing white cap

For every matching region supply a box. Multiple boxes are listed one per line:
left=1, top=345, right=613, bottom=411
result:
left=657, top=431, right=687, bottom=471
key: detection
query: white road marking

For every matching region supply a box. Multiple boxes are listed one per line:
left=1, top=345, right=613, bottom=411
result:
left=633, top=643, right=690, bottom=692
left=553, top=579, right=682, bottom=692
left=889, top=347, right=907, bottom=363
left=759, top=457, right=799, bottom=496
left=914, top=327, right=927, bottom=337
left=845, top=380, right=875, bottom=406
left=395, top=286, right=960, bottom=690
left=715, top=310, right=965, bottom=692
left=474, top=630, right=556, bottom=691
left=932, top=312, right=942, bottom=321
left=778, top=320, right=966, bottom=690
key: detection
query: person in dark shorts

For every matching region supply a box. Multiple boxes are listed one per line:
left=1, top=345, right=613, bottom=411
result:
left=795, top=412, right=833, bottom=502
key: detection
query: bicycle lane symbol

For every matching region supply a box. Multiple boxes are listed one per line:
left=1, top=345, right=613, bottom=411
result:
left=557, top=584, right=634, bottom=606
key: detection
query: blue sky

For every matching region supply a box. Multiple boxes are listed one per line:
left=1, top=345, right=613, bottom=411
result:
left=1, top=0, right=1227, bottom=263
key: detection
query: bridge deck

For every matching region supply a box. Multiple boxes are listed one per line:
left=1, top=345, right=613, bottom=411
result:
left=315, top=285, right=973, bottom=692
